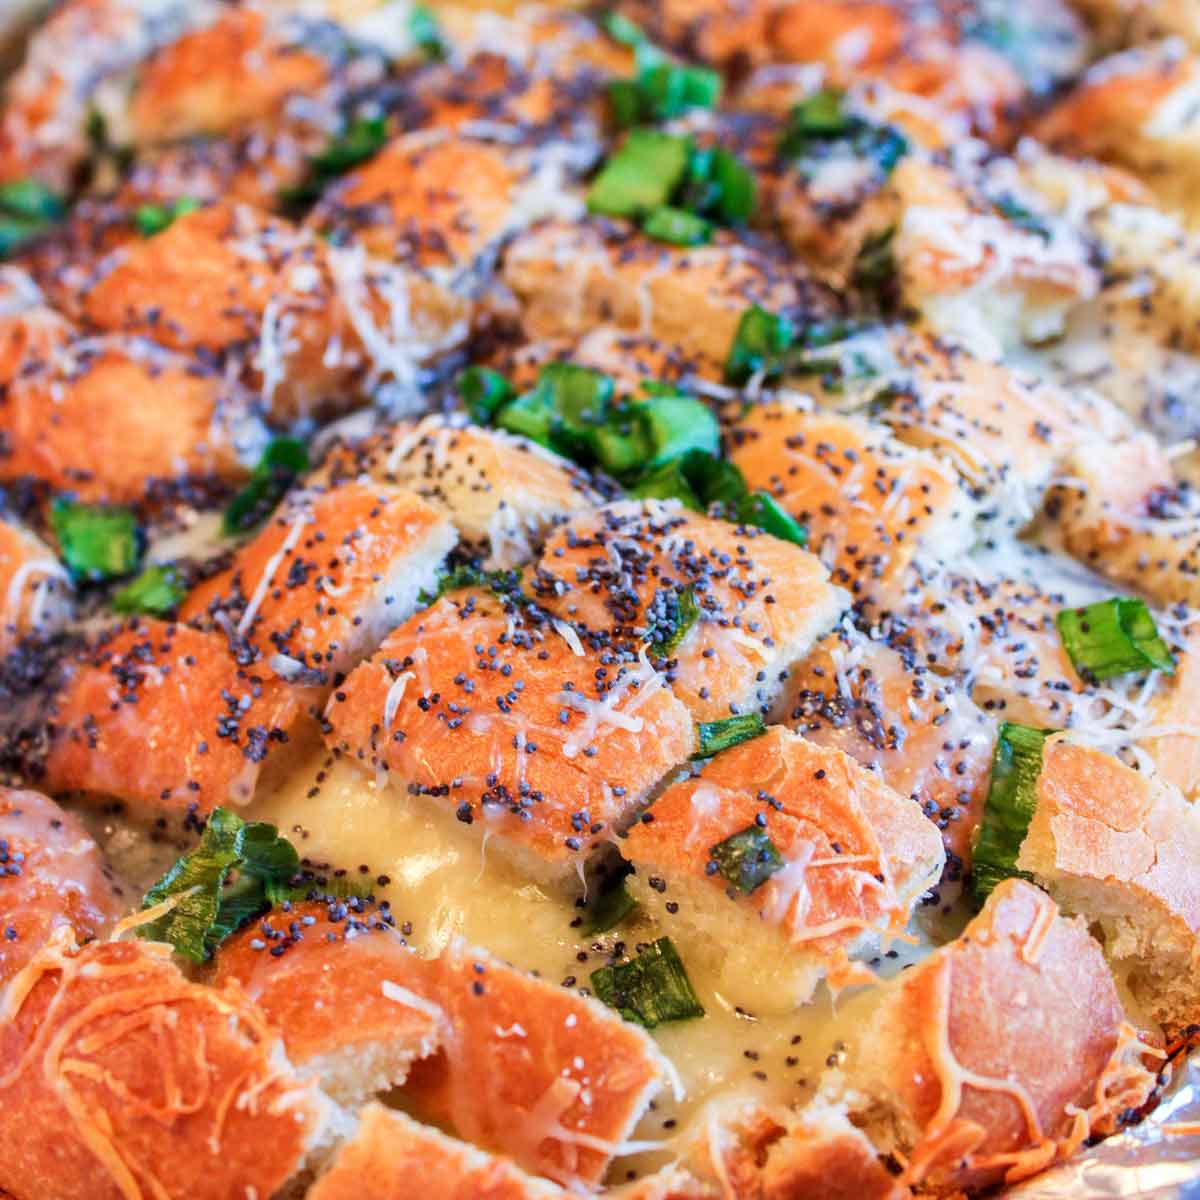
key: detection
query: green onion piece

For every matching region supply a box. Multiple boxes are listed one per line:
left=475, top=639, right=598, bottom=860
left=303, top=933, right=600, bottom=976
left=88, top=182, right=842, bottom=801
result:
left=607, top=79, right=645, bottom=129
left=223, top=436, right=309, bottom=536
left=457, top=366, right=514, bottom=424
left=1055, top=597, right=1176, bottom=680
left=708, top=825, right=785, bottom=894
left=408, top=4, right=446, bottom=60
left=0, top=179, right=66, bottom=222
left=419, top=564, right=525, bottom=607
left=496, top=388, right=558, bottom=446
left=602, top=11, right=649, bottom=47
left=592, top=413, right=654, bottom=478
left=852, top=226, right=896, bottom=297
left=134, top=196, right=199, bottom=237
left=737, top=491, right=808, bottom=546
left=779, top=89, right=908, bottom=177
left=629, top=459, right=703, bottom=510
left=970, top=722, right=1053, bottom=907
left=725, top=305, right=794, bottom=384
left=50, top=500, right=141, bottom=583
left=692, top=713, right=766, bottom=759
left=139, top=808, right=302, bottom=961
left=111, top=563, right=186, bottom=615
left=642, top=205, right=712, bottom=246
left=280, top=117, right=388, bottom=213
left=638, top=393, right=720, bottom=467
left=710, top=147, right=755, bottom=224
left=587, top=130, right=691, bottom=219
left=0, top=179, right=66, bottom=258
left=583, top=861, right=639, bottom=934
left=638, top=62, right=721, bottom=121
left=499, top=363, right=616, bottom=461
left=647, top=585, right=699, bottom=658
left=992, top=194, right=1051, bottom=241
left=590, top=936, right=704, bottom=1028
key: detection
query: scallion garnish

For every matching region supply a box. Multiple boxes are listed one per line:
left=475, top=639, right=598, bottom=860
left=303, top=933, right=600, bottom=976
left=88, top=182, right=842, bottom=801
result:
left=992, top=194, right=1051, bottom=241
left=583, top=861, right=639, bottom=934
left=637, top=393, right=720, bottom=467
left=852, top=225, right=897, bottom=297
left=139, top=808, right=302, bottom=962
left=223, top=436, right=309, bottom=536
left=408, top=4, right=446, bottom=60
left=590, top=936, right=704, bottom=1027
left=970, top=722, right=1054, bottom=907
left=50, top=499, right=141, bottom=583
left=692, top=713, right=766, bottom=759
left=133, top=196, right=199, bottom=237
left=457, top=366, right=514, bottom=425
left=602, top=15, right=720, bottom=127
left=646, top=586, right=699, bottom=658
left=708, top=825, right=785, bottom=894
left=641, top=205, right=712, bottom=246
left=725, top=306, right=794, bottom=384
left=779, top=89, right=908, bottom=177
left=418, top=564, right=525, bottom=607
left=736, top=491, right=807, bottom=547
left=111, top=563, right=186, bottom=615
left=1055, top=597, right=1176, bottom=680
left=280, top=116, right=388, bottom=214
left=0, top=178, right=66, bottom=258
left=587, top=130, right=692, bottom=219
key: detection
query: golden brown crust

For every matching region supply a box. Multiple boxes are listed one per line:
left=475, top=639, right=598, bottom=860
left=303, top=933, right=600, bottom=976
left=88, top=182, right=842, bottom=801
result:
left=622, top=725, right=943, bottom=989
left=850, top=879, right=1157, bottom=1194
left=42, top=618, right=303, bottom=818
left=0, top=517, right=71, bottom=652
left=0, top=340, right=250, bottom=504
left=181, top=481, right=456, bottom=685
left=533, top=500, right=844, bottom=721
left=0, top=787, right=125, bottom=987
left=323, top=588, right=694, bottom=872
left=0, top=936, right=327, bottom=1200
left=318, top=415, right=599, bottom=565
left=308, top=1103, right=572, bottom=1200
left=730, top=406, right=973, bottom=606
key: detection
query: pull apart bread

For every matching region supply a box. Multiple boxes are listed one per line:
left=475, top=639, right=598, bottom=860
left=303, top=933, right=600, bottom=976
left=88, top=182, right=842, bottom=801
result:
left=3, top=1, right=1200, bottom=1198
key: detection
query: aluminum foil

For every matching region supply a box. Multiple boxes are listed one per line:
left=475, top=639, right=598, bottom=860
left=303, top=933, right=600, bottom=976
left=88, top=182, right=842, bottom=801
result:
left=1009, top=1054, right=1200, bottom=1198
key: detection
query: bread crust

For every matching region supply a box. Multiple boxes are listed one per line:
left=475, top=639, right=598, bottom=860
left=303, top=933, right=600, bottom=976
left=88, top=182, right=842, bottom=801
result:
left=42, top=618, right=303, bottom=817
left=0, top=787, right=124, bottom=987
left=0, top=935, right=329, bottom=1200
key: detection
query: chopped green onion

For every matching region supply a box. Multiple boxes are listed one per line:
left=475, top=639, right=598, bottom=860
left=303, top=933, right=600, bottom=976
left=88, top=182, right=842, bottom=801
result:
left=852, top=226, right=896, bottom=297
left=50, top=500, right=141, bottom=583
left=647, top=586, right=699, bottom=658
left=139, top=808, right=303, bottom=962
left=710, top=147, right=755, bottom=224
left=692, top=713, right=766, bottom=759
left=725, top=306, right=794, bottom=384
left=418, top=564, right=524, bottom=607
left=0, top=179, right=66, bottom=258
left=1055, top=597, right=1176, bottom=681
left=457, top=366, right=514, bottom=425
left=638, top=394, right=720, bottom=467
left=133, top=196, right=199, bottom=237
left=590, top=936, right=704, bottom=1028
left=496, top=387, right=558, bottom=446
left=708, top=825, right=785, bottom=894
left=642, top=205, right=712, bottom=246
left=602, top=11, right=648, bottom=47
left=607, top=80, right=645, bottom=129
left=629, top=458, right=703, bottom=510
left=280, top=117, right=388, bottom=213
left=992, top=194, right=1051, bottom=241
left=111, top=563, right=186, bottom=615
left=583, top=861, right=639, bottom=934
left=737, top=492, right=807, bottom=547
left=780, top=89, right=908, bottom=177
left=223, top=436, right=308, bottom=536
left=970, top=722, right=1053, bottom=907
left=408, top=4, right=446, bottom=60
left=587, top=130, right=692, bottom=219
left=636, top=62, right=721, bottom=122
left=591, top=411, right=654, bottom=478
